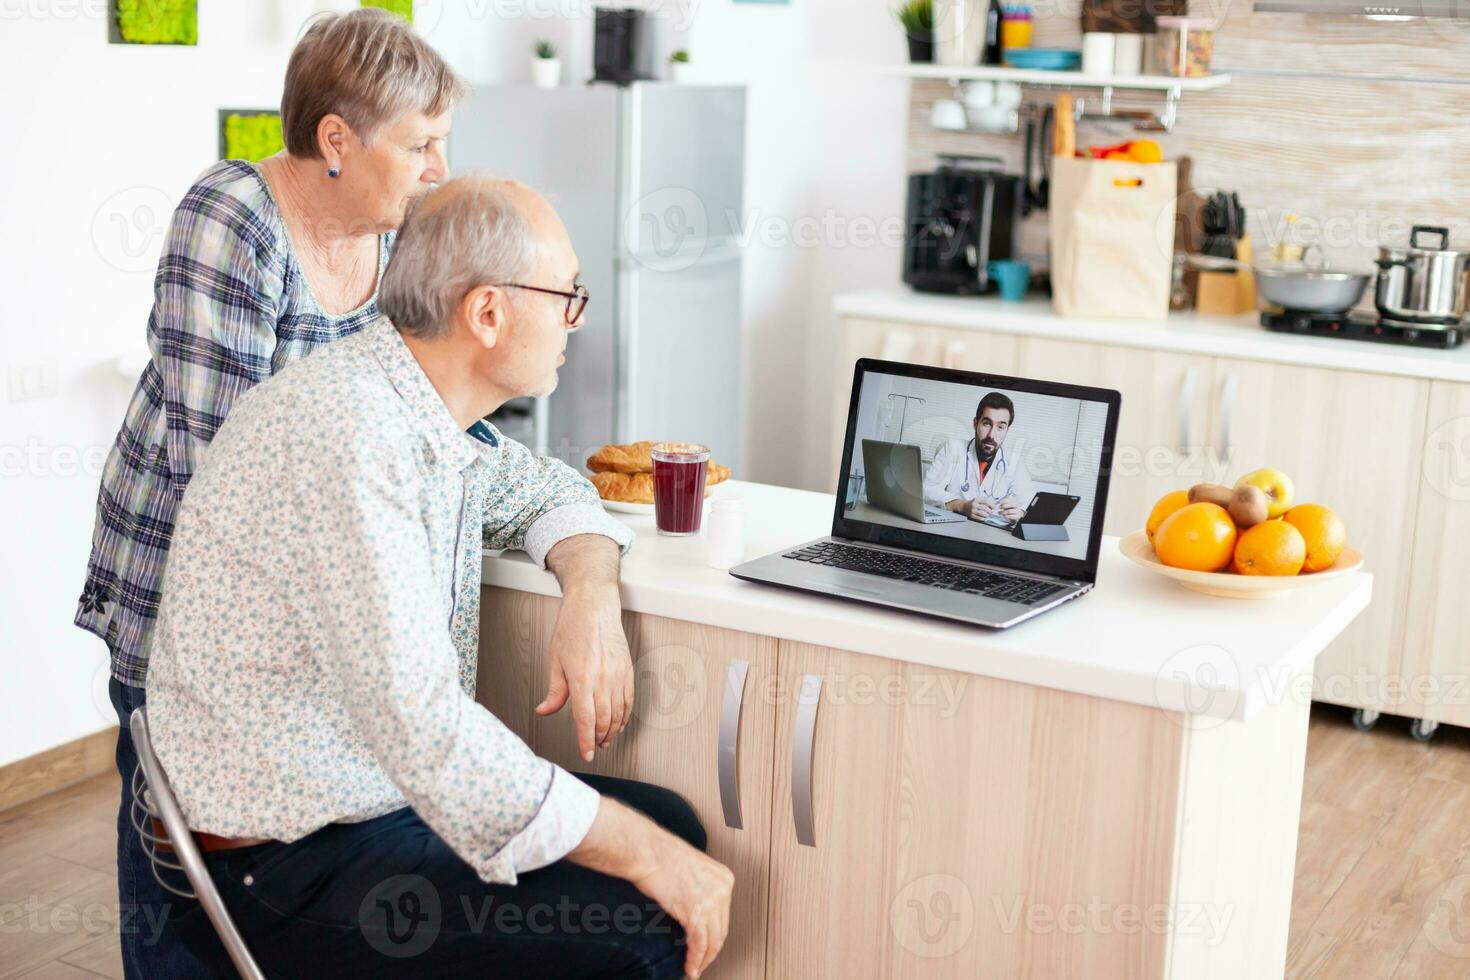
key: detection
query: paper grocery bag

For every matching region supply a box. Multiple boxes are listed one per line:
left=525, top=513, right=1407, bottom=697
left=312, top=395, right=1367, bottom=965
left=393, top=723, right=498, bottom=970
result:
left=1050, top=157, right=1178, bottom=320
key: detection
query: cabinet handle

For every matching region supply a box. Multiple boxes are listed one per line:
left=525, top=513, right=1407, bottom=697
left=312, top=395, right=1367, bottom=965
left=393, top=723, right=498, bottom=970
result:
left=718, top=659, right=750, bottom=831
left=1217, top=373, right=1239, bottom=467
left=791, top=673, right=823, bottom=847
left=1177, top=367, right=1198, bottom=455
left=941, top=340, right=967, bottom=370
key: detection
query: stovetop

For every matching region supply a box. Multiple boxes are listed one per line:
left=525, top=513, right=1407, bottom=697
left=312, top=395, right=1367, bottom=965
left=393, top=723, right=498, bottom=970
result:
left=1261, top=309, right=1463, bottom=350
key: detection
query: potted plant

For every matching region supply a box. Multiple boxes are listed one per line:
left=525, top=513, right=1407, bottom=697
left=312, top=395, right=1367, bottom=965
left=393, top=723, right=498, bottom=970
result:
left=896, top=0, right=934, bottom=63
left=669, top=49, right=693, bottom=84
left=532, top=39, right=561, bottom=89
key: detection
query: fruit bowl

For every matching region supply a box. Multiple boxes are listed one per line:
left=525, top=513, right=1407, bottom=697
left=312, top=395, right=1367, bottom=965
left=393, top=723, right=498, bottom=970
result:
left=1118, top=530, right=1364, bottom=599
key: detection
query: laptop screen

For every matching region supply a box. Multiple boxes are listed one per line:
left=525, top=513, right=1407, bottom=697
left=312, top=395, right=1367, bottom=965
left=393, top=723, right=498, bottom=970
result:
left=832, top=359, right=1120, bottom=582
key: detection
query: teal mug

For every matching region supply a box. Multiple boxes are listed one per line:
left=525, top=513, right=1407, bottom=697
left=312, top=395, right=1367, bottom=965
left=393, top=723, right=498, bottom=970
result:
left=987, top=259, right=1031, bottom=302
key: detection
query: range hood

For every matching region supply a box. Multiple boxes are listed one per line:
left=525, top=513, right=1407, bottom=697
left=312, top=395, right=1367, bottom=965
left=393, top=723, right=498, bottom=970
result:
left=1254, top=0, right=1468, bottom=16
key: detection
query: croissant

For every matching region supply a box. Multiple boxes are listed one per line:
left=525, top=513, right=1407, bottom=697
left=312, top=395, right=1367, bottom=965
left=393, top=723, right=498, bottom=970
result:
left=590, top=463, right=731, bottom=504
left=586, top=441, right=656, bottom=474
left=590, top=471, right=657, bottom=503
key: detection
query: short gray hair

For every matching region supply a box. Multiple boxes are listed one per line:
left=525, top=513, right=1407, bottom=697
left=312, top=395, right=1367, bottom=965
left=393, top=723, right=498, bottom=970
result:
left=281, top=8, right=465, bottom=159
left=379, top=178, right=542, bottom=340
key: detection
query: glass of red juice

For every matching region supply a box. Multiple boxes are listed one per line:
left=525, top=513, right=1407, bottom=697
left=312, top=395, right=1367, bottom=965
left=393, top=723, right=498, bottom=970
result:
left=651, top=442, right=710, bottom=535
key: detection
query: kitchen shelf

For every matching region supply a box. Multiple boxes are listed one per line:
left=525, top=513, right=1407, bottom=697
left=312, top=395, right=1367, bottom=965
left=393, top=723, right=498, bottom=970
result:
left=892, top=63, right=1232, bottom=92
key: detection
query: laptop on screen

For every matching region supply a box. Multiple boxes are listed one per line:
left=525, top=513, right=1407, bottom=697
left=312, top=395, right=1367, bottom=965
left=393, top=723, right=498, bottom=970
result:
left=729, top=358, right=1121, bottom=629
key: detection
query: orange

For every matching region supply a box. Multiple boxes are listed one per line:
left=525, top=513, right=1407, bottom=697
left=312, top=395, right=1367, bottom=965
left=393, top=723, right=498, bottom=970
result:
left=1232, top=520, right=1307, bottom=576
left=1154, top=502, right=1238, bottom=572
left=1283, top=504, right=1347, bottom=573
left=1146, top=490, right=1191, bottom=544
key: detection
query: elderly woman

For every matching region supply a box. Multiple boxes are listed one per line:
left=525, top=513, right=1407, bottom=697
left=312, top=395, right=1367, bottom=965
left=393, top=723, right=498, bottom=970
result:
left=75, top=10, right=463, bottom=977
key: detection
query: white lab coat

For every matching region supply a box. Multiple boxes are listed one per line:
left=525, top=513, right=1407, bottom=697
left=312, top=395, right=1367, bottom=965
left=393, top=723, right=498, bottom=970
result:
left=923, top=436, right=1035, bottom=511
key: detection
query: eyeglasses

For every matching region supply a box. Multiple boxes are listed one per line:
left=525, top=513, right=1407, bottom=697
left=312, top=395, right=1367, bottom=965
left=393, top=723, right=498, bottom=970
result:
left=500, top=282, right=590, bottom=326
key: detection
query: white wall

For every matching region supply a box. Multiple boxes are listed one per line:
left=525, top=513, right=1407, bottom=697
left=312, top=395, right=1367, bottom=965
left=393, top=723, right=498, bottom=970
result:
left=682, top=0, right=909, bottom=490
left=0, top=0, right=906, bottom=766
left=0, top=1, right=367, bottom=768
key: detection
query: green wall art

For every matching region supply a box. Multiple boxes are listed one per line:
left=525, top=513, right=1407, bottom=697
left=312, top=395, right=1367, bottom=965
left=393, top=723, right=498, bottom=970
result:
left=110, top=0, right=198, bottom=45
left=219, top=111, right=285, bottom=163
left=360, top=0, right=413, bottom=20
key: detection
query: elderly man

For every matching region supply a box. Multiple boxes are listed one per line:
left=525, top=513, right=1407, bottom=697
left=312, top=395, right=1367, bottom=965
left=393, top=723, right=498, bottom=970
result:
left=145, top=177, right=733, bottom=979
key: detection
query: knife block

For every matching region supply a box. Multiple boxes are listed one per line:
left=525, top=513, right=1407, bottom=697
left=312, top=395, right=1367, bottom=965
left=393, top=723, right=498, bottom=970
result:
left=1195, top=234, right=1257, bottom=316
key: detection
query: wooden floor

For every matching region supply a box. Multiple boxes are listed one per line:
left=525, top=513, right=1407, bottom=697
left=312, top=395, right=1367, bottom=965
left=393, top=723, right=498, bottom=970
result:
left=3, top=704, right=1470, bottom=979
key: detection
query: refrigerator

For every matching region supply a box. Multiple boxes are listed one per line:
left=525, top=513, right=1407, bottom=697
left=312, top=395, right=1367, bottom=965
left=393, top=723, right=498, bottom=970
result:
left=449, top=83, right=747, bottom=473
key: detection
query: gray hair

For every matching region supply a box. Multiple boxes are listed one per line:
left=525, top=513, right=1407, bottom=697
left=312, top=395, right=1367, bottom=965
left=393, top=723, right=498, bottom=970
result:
left=379, top=178, right=542, bottom=340
left=281, top=8, right=466, bottom=159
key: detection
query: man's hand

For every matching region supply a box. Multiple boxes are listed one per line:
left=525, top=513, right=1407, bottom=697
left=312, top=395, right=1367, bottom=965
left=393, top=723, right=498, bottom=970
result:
left=568, top=796, right=734, bottom=979
left=630, top=833, right=734, bottom=979
left=541, top=534, right=634, bottom=762
left=997, top=497, right=1026, bottom=521
left=963, top=498, right=996, bottom=521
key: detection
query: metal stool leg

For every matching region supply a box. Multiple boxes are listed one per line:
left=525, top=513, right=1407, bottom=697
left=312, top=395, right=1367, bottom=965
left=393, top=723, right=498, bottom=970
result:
left=130, top=706, right=267, bottom=980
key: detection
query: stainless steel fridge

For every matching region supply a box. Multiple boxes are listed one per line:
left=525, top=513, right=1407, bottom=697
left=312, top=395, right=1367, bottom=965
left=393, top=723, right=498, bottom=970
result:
left=449, top=83, right=747, bottom=472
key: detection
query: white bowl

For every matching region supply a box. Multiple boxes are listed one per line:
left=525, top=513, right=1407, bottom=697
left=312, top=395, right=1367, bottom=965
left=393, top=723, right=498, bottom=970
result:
left=1118, top=529, right=1364, bottom=599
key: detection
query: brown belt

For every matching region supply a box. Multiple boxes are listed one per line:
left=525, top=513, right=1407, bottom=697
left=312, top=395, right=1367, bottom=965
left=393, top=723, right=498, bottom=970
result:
left=152, top=818, right=274, bottom=853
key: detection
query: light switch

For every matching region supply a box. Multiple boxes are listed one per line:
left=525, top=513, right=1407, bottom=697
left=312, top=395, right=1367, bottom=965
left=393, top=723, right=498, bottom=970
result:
left=8, top=361, right=59, bottom=403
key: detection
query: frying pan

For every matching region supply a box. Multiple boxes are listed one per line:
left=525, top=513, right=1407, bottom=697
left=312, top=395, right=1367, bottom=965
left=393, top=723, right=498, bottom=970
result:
left=1188, top=254, right=1371, bottom=314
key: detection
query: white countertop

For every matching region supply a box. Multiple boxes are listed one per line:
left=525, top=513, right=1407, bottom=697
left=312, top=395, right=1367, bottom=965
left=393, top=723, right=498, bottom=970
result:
left=834, top=289, right=1470, bottom=384
left=483, top=481, right=1372, bottom=722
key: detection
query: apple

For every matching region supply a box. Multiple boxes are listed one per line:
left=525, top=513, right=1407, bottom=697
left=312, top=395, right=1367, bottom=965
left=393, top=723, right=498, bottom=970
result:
left=1234, top=468, right=1295, bottom=519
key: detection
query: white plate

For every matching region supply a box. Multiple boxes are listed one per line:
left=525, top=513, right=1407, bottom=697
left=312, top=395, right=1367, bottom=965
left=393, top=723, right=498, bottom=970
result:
left=599, top=483, right=721, bottom=515
left=1118, top=529, right=1363, bottom=599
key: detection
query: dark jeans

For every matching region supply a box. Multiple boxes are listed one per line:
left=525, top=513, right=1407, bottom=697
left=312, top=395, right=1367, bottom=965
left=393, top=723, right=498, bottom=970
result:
left=109, top=678, right=220, bottom=979
left=172, top=773, right=706, bottom=979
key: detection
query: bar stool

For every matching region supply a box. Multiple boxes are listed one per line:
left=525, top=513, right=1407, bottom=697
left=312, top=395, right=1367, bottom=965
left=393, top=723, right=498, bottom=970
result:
left=128, top=706, right=266, bottom=980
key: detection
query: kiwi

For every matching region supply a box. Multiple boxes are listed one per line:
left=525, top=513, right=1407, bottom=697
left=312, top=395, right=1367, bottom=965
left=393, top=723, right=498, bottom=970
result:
left=1229, top=484, right=1269, bottom=528
left=1188, top=483, right=1235, bottom=509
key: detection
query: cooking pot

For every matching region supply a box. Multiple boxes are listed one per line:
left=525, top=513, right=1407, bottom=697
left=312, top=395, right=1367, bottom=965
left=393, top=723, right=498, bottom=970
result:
left=1375, top=225, right=1470, bottom=325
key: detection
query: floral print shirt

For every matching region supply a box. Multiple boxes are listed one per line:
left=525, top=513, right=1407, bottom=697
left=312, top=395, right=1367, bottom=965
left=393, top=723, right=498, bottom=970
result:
left=146, top=317, right=633, bottom=884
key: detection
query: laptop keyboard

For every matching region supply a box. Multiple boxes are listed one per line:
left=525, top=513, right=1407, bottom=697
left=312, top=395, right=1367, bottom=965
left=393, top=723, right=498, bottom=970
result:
left=782, top=542, right=1067, bottom=605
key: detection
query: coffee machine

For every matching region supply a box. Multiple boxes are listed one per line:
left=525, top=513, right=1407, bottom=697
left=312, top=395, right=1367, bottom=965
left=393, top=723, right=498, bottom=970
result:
left=593, top=8, right=649, bottom=85
left=903, top=156, right=1023, bottom=295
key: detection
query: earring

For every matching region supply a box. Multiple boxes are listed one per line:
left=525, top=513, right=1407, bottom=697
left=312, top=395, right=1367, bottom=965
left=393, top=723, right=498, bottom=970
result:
left=327, top=166, right=341, bottom=178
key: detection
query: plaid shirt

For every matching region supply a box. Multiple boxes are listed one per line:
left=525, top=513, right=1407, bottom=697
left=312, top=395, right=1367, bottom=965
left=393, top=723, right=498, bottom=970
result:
left=77, top=160, right=392, bottom=687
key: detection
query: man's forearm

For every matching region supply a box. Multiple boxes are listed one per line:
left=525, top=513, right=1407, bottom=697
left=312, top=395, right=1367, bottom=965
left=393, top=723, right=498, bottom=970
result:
left=545, top=532, right=622, bottom=596
left=566, top=794, right=659, bottom=881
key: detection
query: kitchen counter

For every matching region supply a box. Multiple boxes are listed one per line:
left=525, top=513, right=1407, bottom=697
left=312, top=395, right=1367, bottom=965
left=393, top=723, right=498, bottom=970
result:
left=483, top=480, right=1372, bottom=721
left=478, top=479, right=1369, bottom=977
left=834, top=289, right=1470, bottom=383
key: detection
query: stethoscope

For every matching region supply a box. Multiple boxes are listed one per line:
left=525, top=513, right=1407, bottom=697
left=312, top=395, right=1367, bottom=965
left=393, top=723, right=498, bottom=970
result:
left=959, top=437, right=1000, bottom=495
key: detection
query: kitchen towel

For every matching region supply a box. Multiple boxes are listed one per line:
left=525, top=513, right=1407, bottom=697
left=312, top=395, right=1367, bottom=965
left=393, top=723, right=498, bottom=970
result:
left=1049, top=156, right=1178, bottom=320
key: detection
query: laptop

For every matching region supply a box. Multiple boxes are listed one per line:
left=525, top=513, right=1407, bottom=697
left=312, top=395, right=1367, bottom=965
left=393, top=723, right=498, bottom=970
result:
left=860, top=439, right=966, bottom=524
left=730, top=358, right=1121, bottom=629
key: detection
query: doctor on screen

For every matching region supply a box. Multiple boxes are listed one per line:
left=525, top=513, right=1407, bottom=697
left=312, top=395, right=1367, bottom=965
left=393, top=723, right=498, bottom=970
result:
left=924, top=392, right=1035, bottom=522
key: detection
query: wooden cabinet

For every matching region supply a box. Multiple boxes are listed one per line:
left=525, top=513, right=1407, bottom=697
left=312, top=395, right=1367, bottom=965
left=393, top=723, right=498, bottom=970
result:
left=763, top=641, right=1184, bottom=978
left=1018, top=338, right=1220, bottom=537
left=1212, top=358, right=1428, bottom=712
left=478, top=588, right=778, bottom=980
left=479, top=588, right=1317, bottom=978
left=1401, top=380, right=1470, bottom=727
